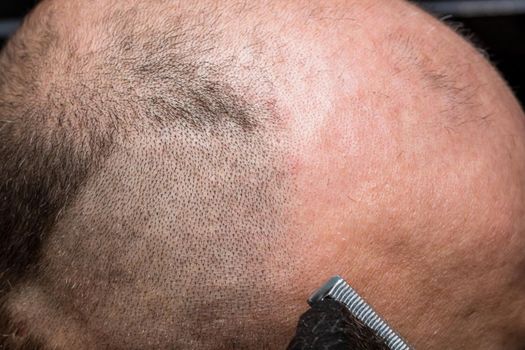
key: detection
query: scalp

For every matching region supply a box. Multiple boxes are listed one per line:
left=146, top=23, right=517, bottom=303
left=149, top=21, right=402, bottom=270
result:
left=0, top=1, right=300, bottom=348
left=1, top=0, right=525, bottom=349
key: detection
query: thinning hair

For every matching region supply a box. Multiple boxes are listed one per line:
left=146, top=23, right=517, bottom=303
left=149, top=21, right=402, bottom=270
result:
left=1, top=2, right=295, bottom=349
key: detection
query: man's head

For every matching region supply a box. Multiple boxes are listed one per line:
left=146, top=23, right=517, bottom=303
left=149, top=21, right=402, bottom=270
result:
left=1, top=0, right=524, bottom=349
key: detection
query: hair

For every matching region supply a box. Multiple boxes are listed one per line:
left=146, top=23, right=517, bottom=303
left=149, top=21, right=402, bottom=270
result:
left=0, top=1, right=298, bottom=349
left=287, top=299, right=390, bottom=350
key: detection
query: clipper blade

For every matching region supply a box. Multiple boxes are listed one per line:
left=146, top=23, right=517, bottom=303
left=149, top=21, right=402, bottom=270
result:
left=308, top=276, right=411, bottom=350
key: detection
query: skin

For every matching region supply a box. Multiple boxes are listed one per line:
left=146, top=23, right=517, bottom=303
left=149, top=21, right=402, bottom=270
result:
left=3, top=0, right=525, bottom=349
left=279, top=3, right=525, bottom=349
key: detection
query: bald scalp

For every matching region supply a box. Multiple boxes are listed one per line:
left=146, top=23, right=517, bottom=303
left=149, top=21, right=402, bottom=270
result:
left=0, top=1, right=298, bottom=349
left=2, top=0, right=525, bottom=349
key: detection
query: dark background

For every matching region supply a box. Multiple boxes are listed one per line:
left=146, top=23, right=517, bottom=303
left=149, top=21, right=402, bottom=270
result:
left=0, top=0, right=524, bottom=105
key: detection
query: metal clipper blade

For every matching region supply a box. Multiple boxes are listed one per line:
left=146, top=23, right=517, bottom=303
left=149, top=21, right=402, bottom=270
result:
left=308, top=276, right=412, bottom=350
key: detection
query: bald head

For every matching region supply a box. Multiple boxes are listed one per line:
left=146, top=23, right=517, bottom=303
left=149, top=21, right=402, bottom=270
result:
left=1, top=0, right=524, bottom=349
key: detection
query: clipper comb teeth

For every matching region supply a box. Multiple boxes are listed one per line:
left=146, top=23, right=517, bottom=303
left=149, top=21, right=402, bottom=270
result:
left=308, top=276, right=412, bottom=350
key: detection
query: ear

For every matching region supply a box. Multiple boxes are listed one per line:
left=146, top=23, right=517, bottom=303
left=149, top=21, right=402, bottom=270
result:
left=0, top=284, right=95, bottom=350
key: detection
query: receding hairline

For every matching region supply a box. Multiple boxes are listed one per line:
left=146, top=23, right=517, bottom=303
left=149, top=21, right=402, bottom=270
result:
left=1, top=1, right=300, bottom=348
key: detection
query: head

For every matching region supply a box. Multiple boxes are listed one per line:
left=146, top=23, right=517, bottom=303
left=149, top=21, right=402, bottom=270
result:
left=1, top=0, right=524, bottom=349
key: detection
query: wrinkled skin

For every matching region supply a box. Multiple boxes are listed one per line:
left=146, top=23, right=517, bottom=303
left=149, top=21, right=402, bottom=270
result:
left=4, top=0, right=525, bottom=349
